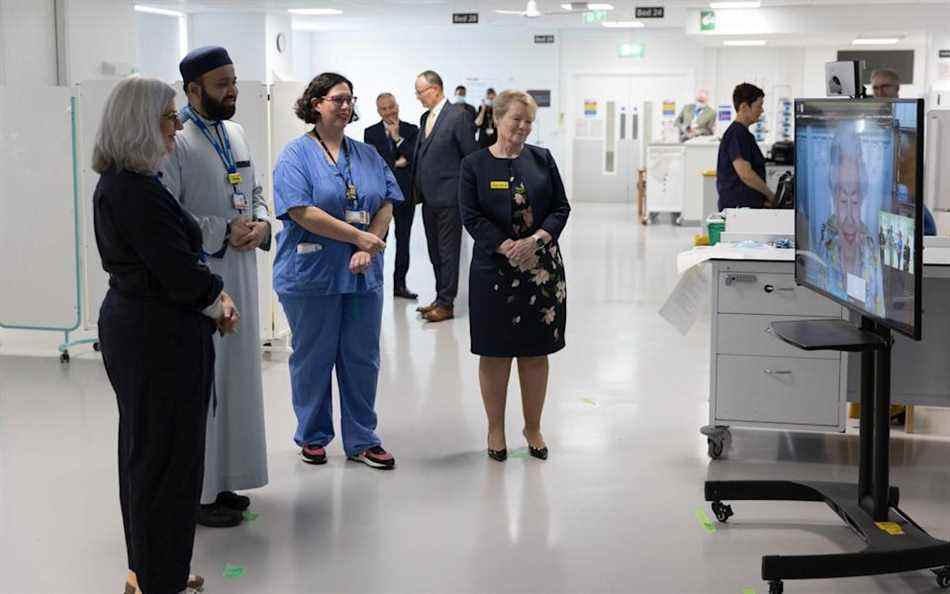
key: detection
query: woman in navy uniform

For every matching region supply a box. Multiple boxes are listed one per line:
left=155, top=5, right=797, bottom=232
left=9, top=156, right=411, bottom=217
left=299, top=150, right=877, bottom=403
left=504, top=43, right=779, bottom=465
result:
left=459, top=90, right=571, bottom=462
left=93, top=76, right=239, bottom=594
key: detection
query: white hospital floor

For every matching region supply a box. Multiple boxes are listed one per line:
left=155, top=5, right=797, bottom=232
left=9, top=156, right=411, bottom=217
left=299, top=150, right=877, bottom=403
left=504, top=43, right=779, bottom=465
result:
left=3, top=204, right=950, bottom=594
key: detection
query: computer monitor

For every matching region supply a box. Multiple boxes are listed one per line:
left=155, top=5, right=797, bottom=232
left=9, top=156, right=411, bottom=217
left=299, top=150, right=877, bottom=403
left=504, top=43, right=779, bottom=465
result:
left=794, top=98, right=924, bottom=340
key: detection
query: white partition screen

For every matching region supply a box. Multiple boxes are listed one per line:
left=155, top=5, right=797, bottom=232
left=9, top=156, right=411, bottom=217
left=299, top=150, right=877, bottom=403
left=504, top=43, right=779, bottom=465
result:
left=0, top=87, right=81, bottom=330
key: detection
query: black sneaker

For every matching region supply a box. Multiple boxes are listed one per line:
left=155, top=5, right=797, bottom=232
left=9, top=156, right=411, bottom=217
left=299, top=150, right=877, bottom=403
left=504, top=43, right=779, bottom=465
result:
left=196, top=502, right=243, bottom=528
left=215, top=491, right=250, bottom=511
left=301, top=444, right=327, bottom=465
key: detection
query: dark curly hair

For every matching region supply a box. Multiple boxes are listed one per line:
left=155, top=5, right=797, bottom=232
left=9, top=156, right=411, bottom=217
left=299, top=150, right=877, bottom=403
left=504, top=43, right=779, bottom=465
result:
left=295, top=72, right=359, bottom=124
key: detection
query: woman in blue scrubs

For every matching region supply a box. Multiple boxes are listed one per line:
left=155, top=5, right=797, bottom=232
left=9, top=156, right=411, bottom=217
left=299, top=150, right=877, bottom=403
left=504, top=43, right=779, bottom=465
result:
left=273, top=72, right=403, bottom=470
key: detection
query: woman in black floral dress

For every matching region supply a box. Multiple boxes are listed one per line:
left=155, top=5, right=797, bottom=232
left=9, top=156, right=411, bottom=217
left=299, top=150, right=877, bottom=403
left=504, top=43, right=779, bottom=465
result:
left=459, top=90, right=571, bottom=462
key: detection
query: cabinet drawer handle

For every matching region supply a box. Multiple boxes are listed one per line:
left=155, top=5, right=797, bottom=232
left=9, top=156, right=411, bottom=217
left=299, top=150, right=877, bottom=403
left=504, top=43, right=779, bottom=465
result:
left=763, top=284, right=795, bottom=294
left=764, top=369, right=792, bottom=375
left=725, top=274, right=757, bottom=286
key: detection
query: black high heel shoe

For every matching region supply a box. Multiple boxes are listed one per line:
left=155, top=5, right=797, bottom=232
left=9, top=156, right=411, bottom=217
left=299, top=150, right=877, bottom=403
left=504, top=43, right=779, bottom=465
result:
left=487, top=448, right=508, bottom=462
left=528, top=445, right=548, bottom=460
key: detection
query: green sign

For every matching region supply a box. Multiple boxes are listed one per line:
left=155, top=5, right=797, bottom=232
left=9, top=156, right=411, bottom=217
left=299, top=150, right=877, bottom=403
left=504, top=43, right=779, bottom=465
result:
left=618, top=43, right=646, bottom=59
left=583, top=10, right=609, bottom=23
left=700, top=9, right=716, bottom=31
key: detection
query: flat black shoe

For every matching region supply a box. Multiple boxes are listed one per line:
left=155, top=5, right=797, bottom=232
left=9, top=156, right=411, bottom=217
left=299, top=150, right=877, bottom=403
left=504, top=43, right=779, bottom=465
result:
left=394, top=286, right=418, bottom=300
left=215, top=491, right=250, bottom=511
left=196, top=503, right=243, bottom=528
left=528, top=446, right=549, bottom=460
left=488, top=448, right=507, bottom=462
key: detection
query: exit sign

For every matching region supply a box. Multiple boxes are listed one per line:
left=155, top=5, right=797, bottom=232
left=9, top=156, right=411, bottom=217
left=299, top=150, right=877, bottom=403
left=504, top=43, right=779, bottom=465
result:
left=635, top=7, right=664, bottom=18
left=452, top=12, right=478, bottom=24
left=618, top=42, right=646, bottom=59
left=583, top=10, right=609, bottom=23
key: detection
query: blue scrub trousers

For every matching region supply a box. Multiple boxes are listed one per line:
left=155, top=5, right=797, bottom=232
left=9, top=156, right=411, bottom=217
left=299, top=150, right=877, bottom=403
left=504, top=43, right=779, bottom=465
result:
left=280, top=288, right=384, bottom=456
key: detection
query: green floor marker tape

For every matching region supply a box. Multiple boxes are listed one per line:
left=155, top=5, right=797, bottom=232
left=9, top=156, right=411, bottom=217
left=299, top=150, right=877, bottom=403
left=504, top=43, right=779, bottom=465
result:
left=509, top=448, right=530, bottom=459
left=243, top=511, right=259, bottom=522
left=581, top=398, right=598, bottom=407
left=743, top=588, right=756, bottom=594
left=695, top=509, right=717, bottom=533
left=223, top=564, right=246, bottom=579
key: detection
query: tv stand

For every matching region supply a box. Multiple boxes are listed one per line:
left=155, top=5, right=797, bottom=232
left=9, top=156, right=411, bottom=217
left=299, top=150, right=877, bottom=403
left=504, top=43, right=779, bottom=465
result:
left=704, top=317, right=950, bottom=592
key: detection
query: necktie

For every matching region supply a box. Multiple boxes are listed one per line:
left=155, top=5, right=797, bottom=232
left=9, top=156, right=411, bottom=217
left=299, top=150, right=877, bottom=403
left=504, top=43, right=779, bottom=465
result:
left=425, top=109, right=436, bottom=137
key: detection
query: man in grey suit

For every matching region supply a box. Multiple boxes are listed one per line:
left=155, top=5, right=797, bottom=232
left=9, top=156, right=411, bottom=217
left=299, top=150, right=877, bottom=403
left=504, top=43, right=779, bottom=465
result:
left=412, top=70, right=478, bottom=322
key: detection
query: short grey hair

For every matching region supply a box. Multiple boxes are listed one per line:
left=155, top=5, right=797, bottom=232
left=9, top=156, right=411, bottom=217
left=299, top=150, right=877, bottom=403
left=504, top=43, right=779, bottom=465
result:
left=417, top=70, right=443, bottom=89
left=493, top=90, right=538, bottom=124
left=871, top=68, right=900, bottom=85
left=92, top=76, right=176, bottom=174
left=828, top=123, right=866, bottom=199
left=376, top=92, right=395, bottom=103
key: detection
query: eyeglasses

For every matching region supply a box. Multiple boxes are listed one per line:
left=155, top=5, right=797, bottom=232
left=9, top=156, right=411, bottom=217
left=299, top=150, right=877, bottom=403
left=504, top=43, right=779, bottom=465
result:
left=414, top=86, right=434, bottom=97
left=162, top=111, right=181, bottom=122
left=323, top=95, right=357, bottom=107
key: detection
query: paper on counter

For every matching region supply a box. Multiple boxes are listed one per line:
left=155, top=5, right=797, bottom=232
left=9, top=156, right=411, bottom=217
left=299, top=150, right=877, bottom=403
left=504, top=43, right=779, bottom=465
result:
left=659, top=266, right=708, bottom=335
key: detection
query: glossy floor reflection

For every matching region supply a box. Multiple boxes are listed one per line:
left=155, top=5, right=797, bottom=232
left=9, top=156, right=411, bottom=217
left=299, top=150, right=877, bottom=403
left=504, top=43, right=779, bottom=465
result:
left=3, top=204, right=950, bottom=593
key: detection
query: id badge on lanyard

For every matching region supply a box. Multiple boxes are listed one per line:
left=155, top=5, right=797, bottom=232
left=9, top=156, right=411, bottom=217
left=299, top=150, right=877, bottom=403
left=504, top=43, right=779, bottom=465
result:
left=184, top=106, right=247, bottom=214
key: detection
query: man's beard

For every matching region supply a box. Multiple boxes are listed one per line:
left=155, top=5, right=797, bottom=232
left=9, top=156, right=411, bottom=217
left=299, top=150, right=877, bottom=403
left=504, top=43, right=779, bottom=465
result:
left=201, top=88, right=236, bottom=120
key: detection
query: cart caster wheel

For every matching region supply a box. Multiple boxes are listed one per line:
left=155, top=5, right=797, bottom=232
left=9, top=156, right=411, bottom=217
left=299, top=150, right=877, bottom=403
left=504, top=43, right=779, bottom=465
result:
left=649, top=212, right=659, bottom=224
left=60, top=351, right=70, bottom=364
left=708, top=438, right=724, bottom=459
left=769, top=581, right=784, bottom=594
left=93, top=341, right=100, bottom=352
left=712, top=501, right=734, bottom=523
left=673, top=212, right=683, bottom=226
left=934, top=567, right=950, bottom=589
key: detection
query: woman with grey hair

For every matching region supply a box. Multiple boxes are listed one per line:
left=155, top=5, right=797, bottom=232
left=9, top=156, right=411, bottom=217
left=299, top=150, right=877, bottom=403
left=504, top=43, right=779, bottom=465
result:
left=459, top=90, right=571, bottom=462
left=92, top=76, right=239, bottom=594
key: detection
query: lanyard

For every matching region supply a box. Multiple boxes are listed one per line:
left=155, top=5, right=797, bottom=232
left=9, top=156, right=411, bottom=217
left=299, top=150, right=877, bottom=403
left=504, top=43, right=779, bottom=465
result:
left=182, top=105, right=237, bottom=176
left=313, top=128, right=358, bottom=206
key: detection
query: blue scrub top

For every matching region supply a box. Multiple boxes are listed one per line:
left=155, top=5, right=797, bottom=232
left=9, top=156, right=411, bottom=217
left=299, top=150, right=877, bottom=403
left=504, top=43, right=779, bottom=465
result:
left=273, top=134, right=404, bottom=296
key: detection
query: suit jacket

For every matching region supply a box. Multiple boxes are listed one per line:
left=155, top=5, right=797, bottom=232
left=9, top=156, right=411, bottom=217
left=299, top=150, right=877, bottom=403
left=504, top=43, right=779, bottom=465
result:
left=675, top=104, right=716, bottom=139
left=458, top=145, right=571, bottom=259
left=411, top=102, right=478, bottom=208
left=364, top=120, right=419, bottom=202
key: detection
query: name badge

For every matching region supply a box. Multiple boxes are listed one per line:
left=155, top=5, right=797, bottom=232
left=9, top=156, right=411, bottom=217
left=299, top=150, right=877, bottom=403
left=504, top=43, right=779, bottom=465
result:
left=228, top=172, right=243, bottom=185
left=345, top=210, right=370, bottom=226
left=297, top=242, right=322, bottom=254
left=232, top=192, right=248, bottom=210
left=490, top=180, right=509, bottom=190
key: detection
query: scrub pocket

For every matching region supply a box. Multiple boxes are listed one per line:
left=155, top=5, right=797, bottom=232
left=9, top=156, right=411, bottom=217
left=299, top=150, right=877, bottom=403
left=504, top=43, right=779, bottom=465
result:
left=294, top=242, right=330, bottom=292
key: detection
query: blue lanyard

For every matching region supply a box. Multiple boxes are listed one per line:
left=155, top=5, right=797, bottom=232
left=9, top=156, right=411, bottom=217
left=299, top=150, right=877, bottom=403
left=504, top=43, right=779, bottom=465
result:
left=312, top=129, right=360, bottom=210
left=182, top=105, right=237, bottom=175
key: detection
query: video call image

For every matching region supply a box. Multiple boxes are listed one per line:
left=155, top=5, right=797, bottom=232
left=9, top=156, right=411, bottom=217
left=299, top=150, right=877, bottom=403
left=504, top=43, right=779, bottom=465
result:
left=795, top=100, right=921, bottom=334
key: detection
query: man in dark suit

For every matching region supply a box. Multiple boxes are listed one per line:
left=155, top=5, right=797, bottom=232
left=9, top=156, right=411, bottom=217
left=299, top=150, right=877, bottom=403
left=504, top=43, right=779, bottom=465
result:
left=412, top=70, right=478, bottom=322
left=364, top=93, right=420, bottom=300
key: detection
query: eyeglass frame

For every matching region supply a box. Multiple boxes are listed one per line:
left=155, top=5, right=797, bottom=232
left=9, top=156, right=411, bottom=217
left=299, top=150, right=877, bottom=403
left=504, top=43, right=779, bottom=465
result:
left=318, top=94, right=358, bottom=107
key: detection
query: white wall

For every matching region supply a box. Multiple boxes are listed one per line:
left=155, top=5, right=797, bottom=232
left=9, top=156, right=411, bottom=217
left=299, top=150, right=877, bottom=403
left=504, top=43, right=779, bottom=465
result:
left=265, top=13, right=293, bottom=82
left=64, top=0, right=135, bottom=84
left=0, top=0, right=58, bottom=85
left=135, top=10, right=183, bottom=82
left=190, top=12, right=266, bottom=82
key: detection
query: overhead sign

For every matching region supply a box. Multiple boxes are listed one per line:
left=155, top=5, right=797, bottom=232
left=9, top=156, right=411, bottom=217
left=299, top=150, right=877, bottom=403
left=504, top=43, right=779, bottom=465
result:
left=940, top=50, right=950, bottom=59
left=452, top=12, right=478, bottom=24
left=636, top=7, right=664, bottom=18
left=534, top=34, right=556, bottom=44
left=700, top=10, right=716, bottom=31
left=618, top=42, right=646, bottom=59
left=527, top=90, right=552, bottom=107
left=584, top=100, right=598, bottom=117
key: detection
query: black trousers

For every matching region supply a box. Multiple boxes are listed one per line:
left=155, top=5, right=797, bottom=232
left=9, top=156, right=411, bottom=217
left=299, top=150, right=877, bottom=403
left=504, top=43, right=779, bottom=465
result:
left=393, top=200, right=416, bottom=288
left=421, top=203, right=462, bottom=307
left=99, top=290, right=215, bottom=594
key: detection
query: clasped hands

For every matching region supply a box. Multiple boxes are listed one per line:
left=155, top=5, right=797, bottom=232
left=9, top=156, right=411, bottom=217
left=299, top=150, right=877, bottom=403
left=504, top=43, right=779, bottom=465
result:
left=350, top=230, right=386, bottom=275
left=498, top=232, right=551, bottom=269
left=228, top=216, right=270, bottom=252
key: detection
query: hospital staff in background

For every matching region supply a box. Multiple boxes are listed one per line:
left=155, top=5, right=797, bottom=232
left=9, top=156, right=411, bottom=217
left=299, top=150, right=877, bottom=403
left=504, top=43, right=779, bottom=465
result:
left=92, top=76, right=238, bottom=594
left=453, top=84, right=478, bottom=121
left=161, top=46, right=270, bottom=530
left=716, top=83, right=775, bottom=211
left=364, top=92, right=420, bottom=300
left=674, top=90, right=716, bottom=142
left=459, top=90, right=571, bottom=462
left=474, top=87, right=498, bottom=149
left=273, top=72, right=402, bottom=470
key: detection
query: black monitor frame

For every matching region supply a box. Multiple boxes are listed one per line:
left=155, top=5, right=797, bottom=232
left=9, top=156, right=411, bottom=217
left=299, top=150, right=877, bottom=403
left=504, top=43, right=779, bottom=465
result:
left=793, top=97, right=924, bottom=340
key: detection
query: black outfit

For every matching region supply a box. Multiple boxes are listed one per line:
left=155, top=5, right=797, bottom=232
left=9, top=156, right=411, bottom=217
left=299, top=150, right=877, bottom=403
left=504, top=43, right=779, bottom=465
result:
left=94, top=169, right=222, bottom=594
left=716, top=121, right=767, bottom=210
left=459, top=146, right=571, bottom=357
left=364, top=120, right=420, bottom=290
left=458, top=101, right=477, bottom=122
left=411, top=101, right=478, bottom=307
left=476, top=106, right=497, bottom=149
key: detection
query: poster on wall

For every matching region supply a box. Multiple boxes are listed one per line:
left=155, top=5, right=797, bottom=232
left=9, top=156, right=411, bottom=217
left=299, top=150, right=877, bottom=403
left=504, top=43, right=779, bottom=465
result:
left=662, top=101, right=676, bottom=117
left=584, top=100, right=598, bottom=117
left=700, top=10, right=716, bottom=32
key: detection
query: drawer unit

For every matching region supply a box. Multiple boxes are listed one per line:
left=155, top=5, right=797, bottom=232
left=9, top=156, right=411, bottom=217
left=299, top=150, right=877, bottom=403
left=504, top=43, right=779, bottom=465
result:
left=717, top=314, right=839, bottom=360
left=715, top=355, right=842, bottom=427
left=718, top=272, right=842, bottom=317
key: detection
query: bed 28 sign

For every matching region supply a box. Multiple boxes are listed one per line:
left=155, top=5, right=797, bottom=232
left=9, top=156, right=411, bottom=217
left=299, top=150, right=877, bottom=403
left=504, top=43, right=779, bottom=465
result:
left=635, top=7, right=664, bottom=18
left=452, top=13, right=478, bottom=24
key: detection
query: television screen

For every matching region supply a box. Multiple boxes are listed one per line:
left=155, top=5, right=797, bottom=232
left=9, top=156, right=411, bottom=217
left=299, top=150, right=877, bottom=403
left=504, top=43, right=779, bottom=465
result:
left=794, top=98, right=924, bottom=339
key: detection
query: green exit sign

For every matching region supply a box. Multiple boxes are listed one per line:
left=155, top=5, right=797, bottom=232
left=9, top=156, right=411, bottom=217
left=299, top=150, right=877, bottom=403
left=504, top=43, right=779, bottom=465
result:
left=618, top=42, right=646, bottom=58
left=583, top=10, right=609, bottom=23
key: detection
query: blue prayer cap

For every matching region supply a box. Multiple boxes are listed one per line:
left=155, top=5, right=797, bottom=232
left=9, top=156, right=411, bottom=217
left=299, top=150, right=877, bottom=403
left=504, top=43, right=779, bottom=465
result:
left=180, top=46, right=233, bottom=85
